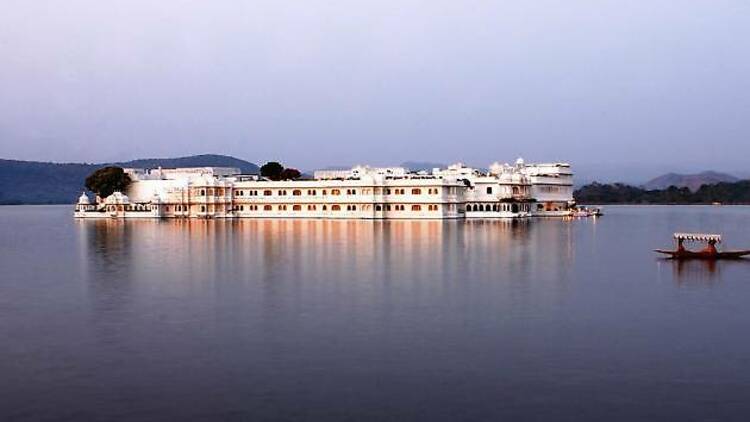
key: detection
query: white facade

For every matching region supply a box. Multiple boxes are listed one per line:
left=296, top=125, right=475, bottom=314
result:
left=75, top=160, right=575, bottom=220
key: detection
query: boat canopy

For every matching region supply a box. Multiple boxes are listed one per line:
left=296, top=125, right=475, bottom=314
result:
left=674, top=233, right=722, bottom=243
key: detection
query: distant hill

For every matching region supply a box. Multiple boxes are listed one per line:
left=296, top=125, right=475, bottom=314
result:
left=0, top=154, right=258, bottom=205
left=399, top=161, right=447, bottom=172
left=643, top=171, right=738, bottom=192
left=112, top=154, right=259, bottom=174
left=575, top=180, right=750, bottom=204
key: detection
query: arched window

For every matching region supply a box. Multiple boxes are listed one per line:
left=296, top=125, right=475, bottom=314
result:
left=200, top=189, right=205, bottom=196
left=264, top=190, right=272, bottom=196
left=293, top=204, right=302, bottom=211
left=293, top=190, right=302, bottom=196
left=411, top=205, right=421, bottom=211
left=264, top=205, right=272, bottom=211
left=332, top=205, right=341, bottom=211
left=375, top=205, right=382, bottom=211
left=201, top=206, right=206, bottom=212
left=411, top=188, right=421, bottom=195
left=331, top=189, right=341, bottom=195
left=322, top=205, right=327, bottom=210
left=352, top=205, right=357, bottom=211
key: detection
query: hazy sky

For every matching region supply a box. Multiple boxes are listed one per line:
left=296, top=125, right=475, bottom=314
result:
left=1, top=1, right=748, bottom=179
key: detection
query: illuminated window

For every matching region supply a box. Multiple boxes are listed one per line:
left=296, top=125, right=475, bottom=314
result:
left=264, top=205, right=272, bottom=211
left=332, top=205, right=341, bottom=211
left=411, top=205, right=421, bottom=211
left=293, top=205, right=302, bottom=211
left=293, top=190, right=302, bottom=196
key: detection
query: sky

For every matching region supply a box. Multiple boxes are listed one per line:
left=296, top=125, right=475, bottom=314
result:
left=1, top=0, right=749, bottom=182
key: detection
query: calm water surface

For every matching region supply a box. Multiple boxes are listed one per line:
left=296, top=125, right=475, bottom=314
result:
left=2, top=205, right=750, bottom=421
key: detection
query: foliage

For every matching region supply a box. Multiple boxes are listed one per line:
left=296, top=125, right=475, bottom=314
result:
left=279, top=168, right=301, bottom=180
left=574, top=181, right=750, bottom=204
left=260, top=162, right=285, bottom=180
left=84, top=167, right=132, bottom=198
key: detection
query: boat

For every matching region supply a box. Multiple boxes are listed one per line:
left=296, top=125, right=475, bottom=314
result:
left=655, top=233, right=750, bottom=260
left=569, top=207, right=603, bottom=218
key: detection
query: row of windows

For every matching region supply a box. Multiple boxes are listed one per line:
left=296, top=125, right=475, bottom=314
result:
left=197, top=189, right=227, bottom=196
left=538, top=186, right=566, bottom=193
left=466, top=203, right=527, bottom=213
left=228, top=204, right=444, bottom=212
left=230, top=188, right=444, bottom=197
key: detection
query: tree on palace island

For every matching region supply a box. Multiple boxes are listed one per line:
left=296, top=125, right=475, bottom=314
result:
left=260, top=161, right=284, bottom=180
left=279, top=168, right=301, bottom=180
left=85, top=166, right=132, bottom=199
left=260, top=162, right=301, bottom=181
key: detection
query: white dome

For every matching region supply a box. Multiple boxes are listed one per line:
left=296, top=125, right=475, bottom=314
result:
left=104, top=191, right=130, bottom=204
left=77, top=192, right=90, bottom=204
left=515, top=157, right=525, bottom=166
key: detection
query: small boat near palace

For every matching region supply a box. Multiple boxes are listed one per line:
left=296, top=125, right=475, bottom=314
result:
left=655, top=233, right=750, bottom=260
left=569, top=207, right=603, bottom=218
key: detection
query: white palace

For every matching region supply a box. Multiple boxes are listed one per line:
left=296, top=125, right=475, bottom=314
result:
left=74, top=159, right=574, bottom=220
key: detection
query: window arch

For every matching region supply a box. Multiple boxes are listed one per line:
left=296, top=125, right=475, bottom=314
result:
left=264, top=205, right=272, bottom=211
left=411, top=205, right=421, bottom=211
left=293, top=190, right=302, bottom=196
left=293, top=204, right=302, bottom=211
left=332, top=205, right=341, bottom=211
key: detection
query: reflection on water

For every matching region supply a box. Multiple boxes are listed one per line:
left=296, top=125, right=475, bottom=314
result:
left=663, top=258, right=750, bottom=286
left=4, top=206, right=750, bottom=421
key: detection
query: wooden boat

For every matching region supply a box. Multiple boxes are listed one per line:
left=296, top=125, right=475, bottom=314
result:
left=655, top=233, right=750, bottom=260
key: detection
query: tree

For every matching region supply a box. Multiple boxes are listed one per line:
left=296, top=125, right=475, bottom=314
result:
left=279, top=168, right=301, bottom=180
left=260, top=162, right=284, bottom=180
left=85, top=166, right=132, bottom=198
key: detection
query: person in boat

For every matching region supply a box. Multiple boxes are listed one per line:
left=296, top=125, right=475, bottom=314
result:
left=701, top=239, right=718, bottom=256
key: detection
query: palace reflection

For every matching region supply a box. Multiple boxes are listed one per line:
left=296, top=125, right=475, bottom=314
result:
left=76, top=218, right=580, bottom=329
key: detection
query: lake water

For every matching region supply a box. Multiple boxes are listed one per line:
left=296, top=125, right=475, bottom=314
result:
left=2, top=205, right=750, bottom=421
